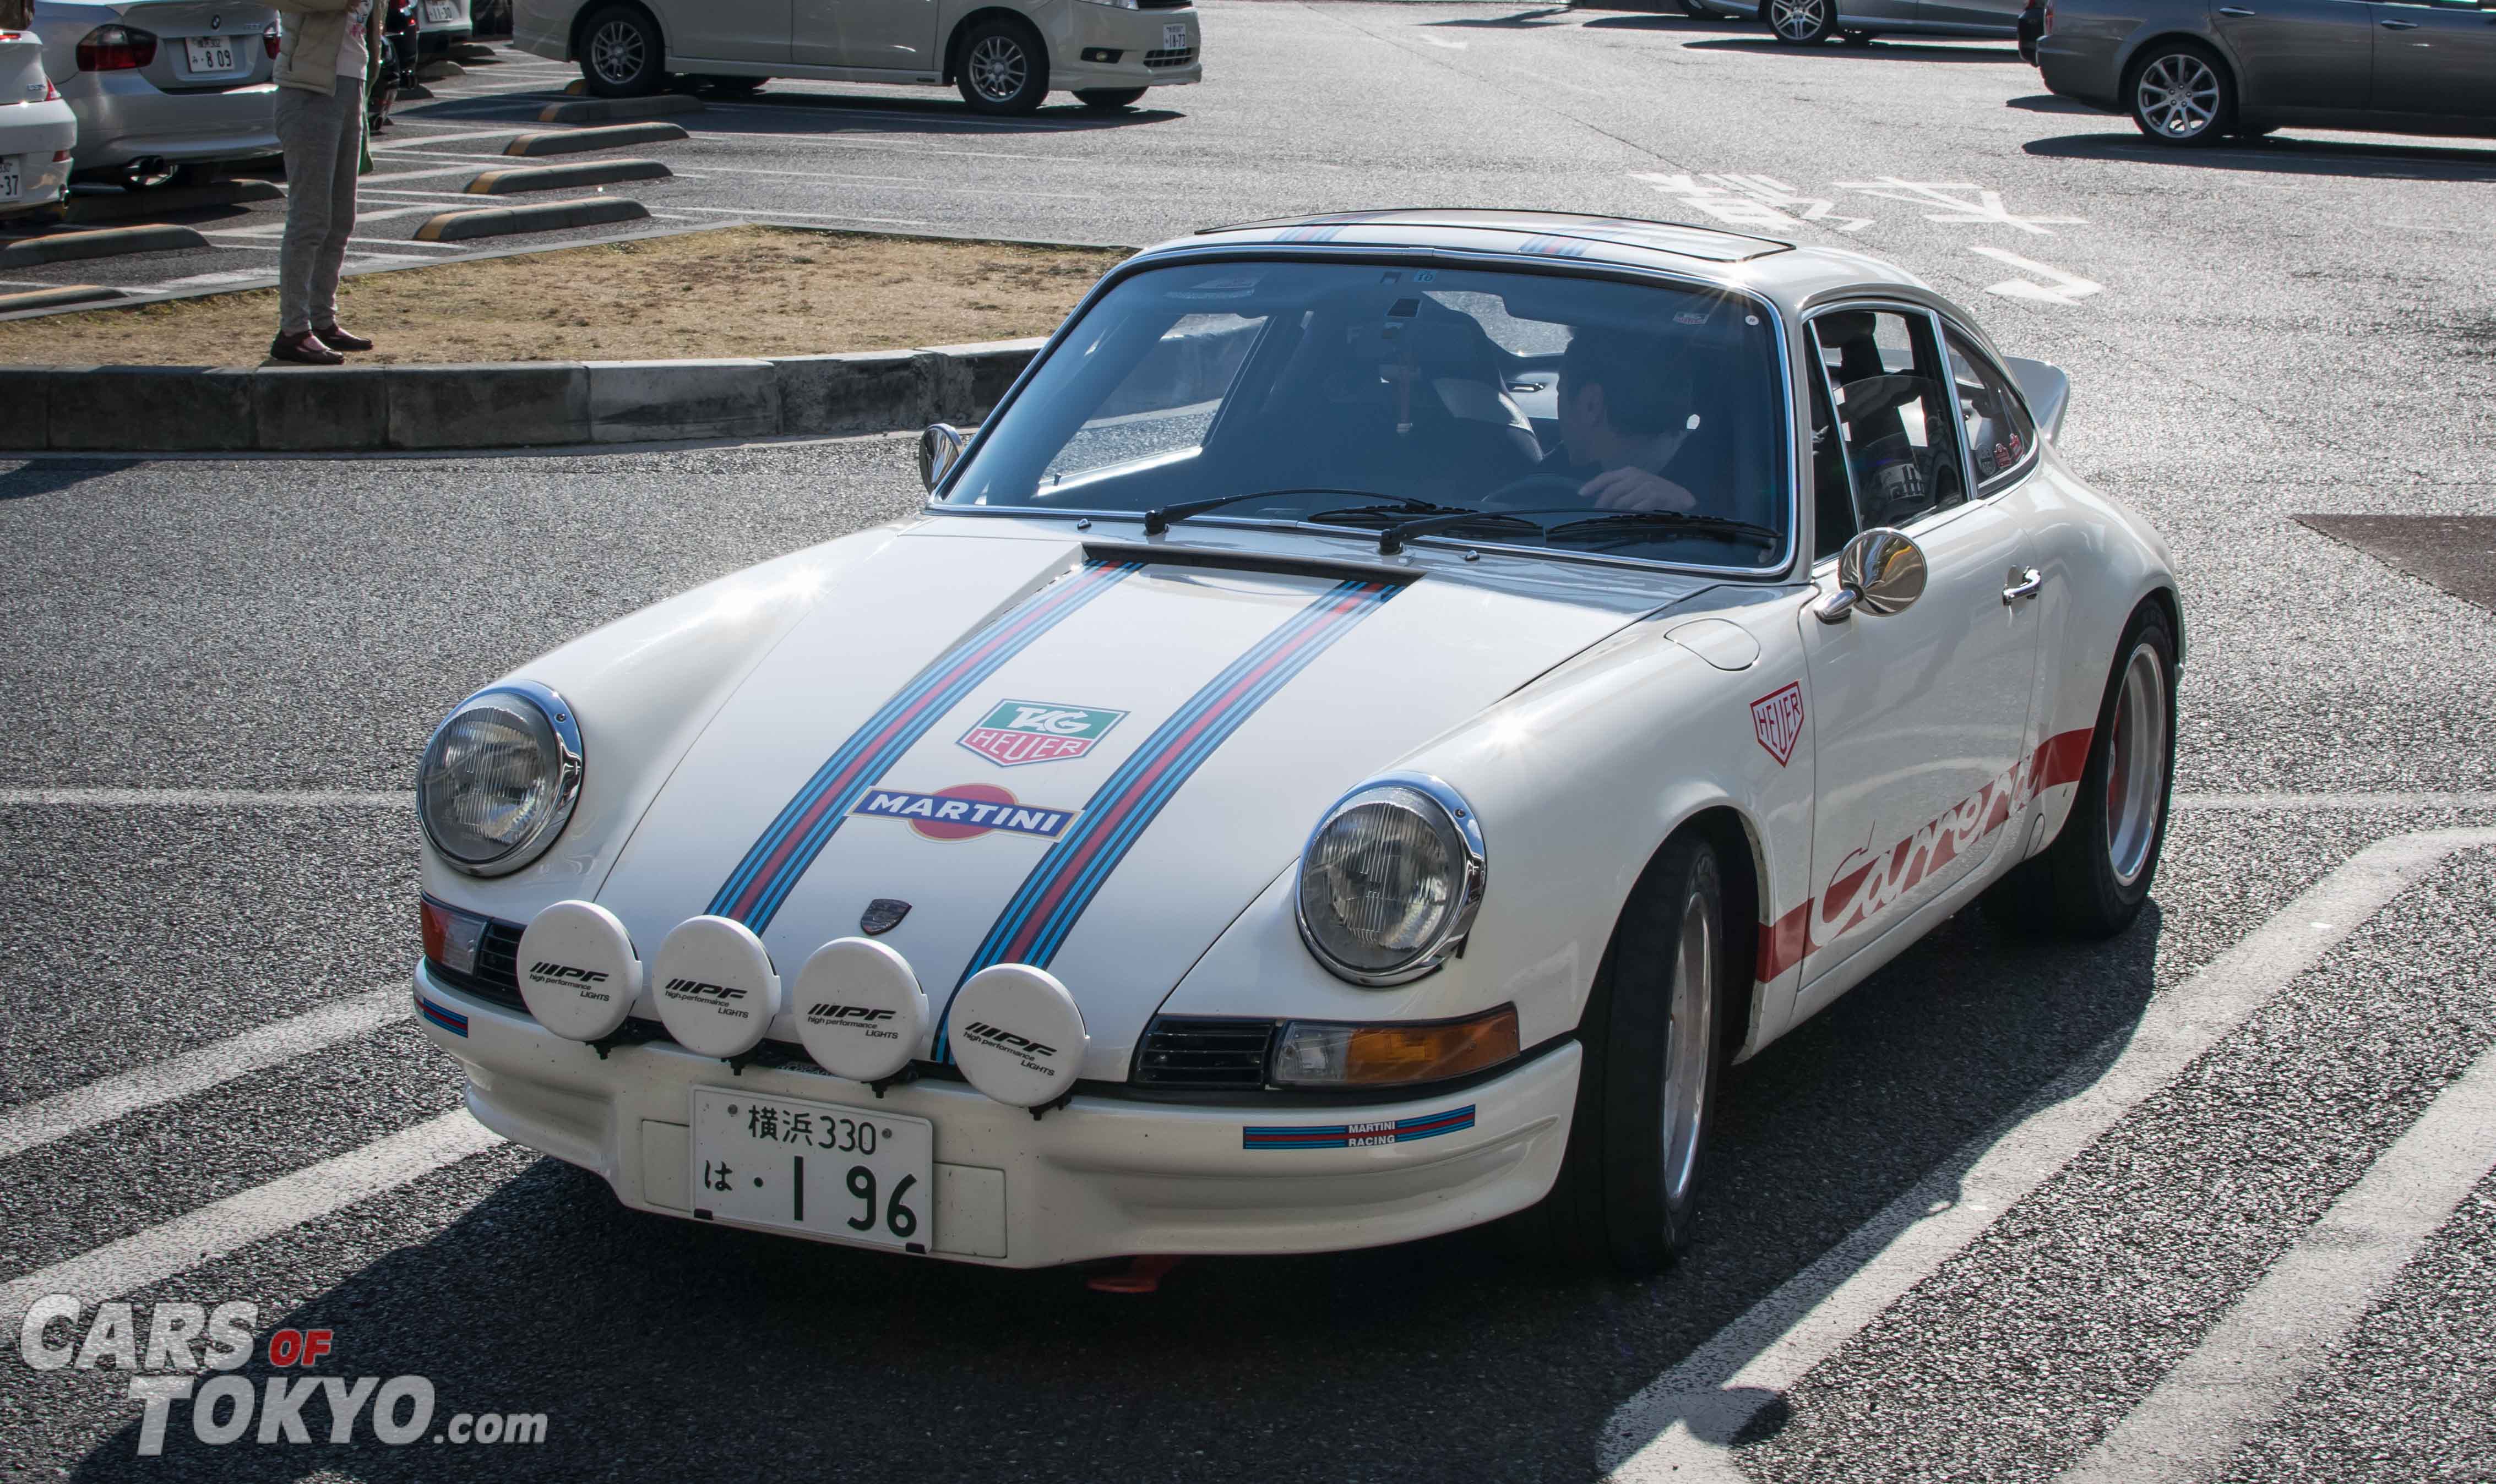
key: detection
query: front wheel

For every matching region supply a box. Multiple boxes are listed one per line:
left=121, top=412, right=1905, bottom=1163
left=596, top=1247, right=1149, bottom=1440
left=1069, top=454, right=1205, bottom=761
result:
left=1767, top=0, right=1837, bottom=44
left=956, top=18, right=1049, bottom=116
left=1528, top=832, right=1731, bottom=1274
left=578, top=3, right=665, bottom=96
left=1074, top=87, right=1146, bottom=111
left=2128, top=43, right=2233, bottom=145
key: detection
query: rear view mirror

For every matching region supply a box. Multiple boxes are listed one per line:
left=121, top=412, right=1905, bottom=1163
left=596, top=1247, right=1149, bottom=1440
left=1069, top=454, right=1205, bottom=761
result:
left=918, top=423, right=967, bottom=492
left=1814, top=527, right=1927, bottom=624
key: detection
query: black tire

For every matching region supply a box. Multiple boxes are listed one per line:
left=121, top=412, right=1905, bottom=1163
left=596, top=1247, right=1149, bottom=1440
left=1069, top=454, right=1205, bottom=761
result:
left=1982, top=602, right=2178, bottom=939
left=1527, top=832, right=1733, bottom=1274
left=955, top=17, right=1049, bottom=116
left=1675, top=0, right=1703, bottom=14
left=2126, top=41, right=2233, bottom=146
left=1073, top=87, right=1146, bottom=111
left=1765, top=0, right=1837, bottom=45
left=578, top=3, right=665, bottom=97
left=1841, top=28, right=1875, bottom=44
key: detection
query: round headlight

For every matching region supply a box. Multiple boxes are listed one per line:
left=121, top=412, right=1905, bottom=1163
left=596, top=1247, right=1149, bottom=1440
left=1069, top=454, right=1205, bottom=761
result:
left=1296, top=776, right=1486, bottom=986
left=418, top=681, right=583, bottom=877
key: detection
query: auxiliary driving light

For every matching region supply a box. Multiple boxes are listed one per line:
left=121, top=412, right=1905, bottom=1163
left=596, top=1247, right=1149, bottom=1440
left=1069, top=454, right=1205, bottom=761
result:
left=949, top=963, right=1087, bottom=1109
left=794, top=936, right=927, bottom=1082
left=515, top=899, right=641, bottom=1043
left=650, top=915, right=780, bottom=1059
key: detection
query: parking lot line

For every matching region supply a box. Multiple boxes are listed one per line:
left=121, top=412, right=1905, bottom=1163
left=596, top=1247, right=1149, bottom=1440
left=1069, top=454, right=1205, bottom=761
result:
left=0, top=1110, right=502, bottom=1328
left=662, top=164, right=1101, bottom=200
left=1600, top=826, right=2496, bottom=1482
left=0, top=987, right=408, bottom=1163
left=2057, top=1040, right=2496, bottom=1483
left=0, top=789, right=409, bottom=806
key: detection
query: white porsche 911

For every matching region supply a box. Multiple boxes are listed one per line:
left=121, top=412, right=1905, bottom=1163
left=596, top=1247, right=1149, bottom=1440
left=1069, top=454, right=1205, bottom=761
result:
left=412, top=209, right=2180, bottom=1274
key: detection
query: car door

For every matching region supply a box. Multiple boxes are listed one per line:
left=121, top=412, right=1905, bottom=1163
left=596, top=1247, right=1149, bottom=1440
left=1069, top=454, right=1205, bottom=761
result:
left=1916, top=0, right=2022, bottom=39
left=1796, top=304, right=2041, bottom=995
left=2366, top=0, right=2496, bottom=118
left=790, top=0, right=937, bottom=69
left=662, top=0, right=793, bottom=62
left=2210, top=0, right=2374, bottom=112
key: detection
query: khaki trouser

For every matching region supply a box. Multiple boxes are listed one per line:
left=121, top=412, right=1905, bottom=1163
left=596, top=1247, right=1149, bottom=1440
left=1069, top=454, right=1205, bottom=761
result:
left=273, top=77, right=363, bottom=336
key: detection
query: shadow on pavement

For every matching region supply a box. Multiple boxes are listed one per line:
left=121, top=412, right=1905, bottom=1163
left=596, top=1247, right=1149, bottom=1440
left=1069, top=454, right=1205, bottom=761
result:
left=69, top=903, right=2164, bottom=1482
left=2005, top=92, right=2098, bottom=115
left=1684, top=35, right=2021, bottom=59
left=0, top=460, right=145, bottom=499
left=2025, top=130, right=2496, bottom=181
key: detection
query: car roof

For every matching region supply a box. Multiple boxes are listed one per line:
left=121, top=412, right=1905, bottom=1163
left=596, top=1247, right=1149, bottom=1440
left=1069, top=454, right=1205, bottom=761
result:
left=1148, top=208, right=1940, bottom=316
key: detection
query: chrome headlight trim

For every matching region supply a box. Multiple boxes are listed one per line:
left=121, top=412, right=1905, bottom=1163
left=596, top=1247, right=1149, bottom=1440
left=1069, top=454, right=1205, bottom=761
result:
left=417, top=679, right=584, bottom=879
left=1293, top=772, right=1487, bottom=988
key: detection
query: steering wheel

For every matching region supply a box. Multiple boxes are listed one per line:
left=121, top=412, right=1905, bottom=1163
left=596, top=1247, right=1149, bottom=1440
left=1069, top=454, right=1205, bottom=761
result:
left=1481, top=472, right=1590, bottom=510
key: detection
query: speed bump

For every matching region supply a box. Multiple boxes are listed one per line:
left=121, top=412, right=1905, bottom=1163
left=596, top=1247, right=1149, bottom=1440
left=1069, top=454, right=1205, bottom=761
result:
left=0, top=284, right=124, bottom=313
left=0, top=224, right=208, bottom=269
left=465, top=159, right=672, bottom=195
left=502, top=121, right=689, bottom=157
left=414, top=196, right=650, bottom=242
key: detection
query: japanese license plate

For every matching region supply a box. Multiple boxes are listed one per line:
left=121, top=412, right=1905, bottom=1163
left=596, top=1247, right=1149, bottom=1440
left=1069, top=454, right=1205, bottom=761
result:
left=1162, top=21, right=1187, bottom=49
left=689, top=1088, right=933, bottom=1253
left=0, top=157, right=20, bottom=204
left=423, top=0, right=459, bottom=24
left=184, top=36, right=238, bottom=73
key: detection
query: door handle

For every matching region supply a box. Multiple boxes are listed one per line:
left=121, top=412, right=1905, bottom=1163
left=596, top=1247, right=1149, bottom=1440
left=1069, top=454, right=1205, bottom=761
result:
left=2002, top=567, right=2045, bottom=605
left=2379, top=17, right=2419, bottom=26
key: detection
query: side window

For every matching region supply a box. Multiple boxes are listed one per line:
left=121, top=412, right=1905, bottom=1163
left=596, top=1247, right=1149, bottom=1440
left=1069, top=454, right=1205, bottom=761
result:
left=1041, top=312, right=1265, bottom=484
left=1808, top=308, right=1967, bottom=530
left=1944, top=328, right=2038, bottom=490
left=1808, top=361, right=1857, bottom=561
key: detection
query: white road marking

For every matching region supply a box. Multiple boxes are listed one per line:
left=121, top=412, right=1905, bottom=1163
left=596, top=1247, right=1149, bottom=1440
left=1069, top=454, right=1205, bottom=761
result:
left=2058, top=1040, right=2496, bottom=1483
left=1601, top=826, right=2496, bottom=1481
left=0, top=987, right=409, bottom=1163
left=1970, top=244, right=2105, bottom=307
left=660, top=164, right=1101, bottom=199
left=351, top=162, right=492, bottom=184
left=0, top=1111, right=502, bottom=1329
left=0, top=789, right=410, bottom=807
left=1422, top=35, right=1470, bottom=48
left=204, top=204, right=447, bottom=238
left=1835, top=178, right=2085, bottom=235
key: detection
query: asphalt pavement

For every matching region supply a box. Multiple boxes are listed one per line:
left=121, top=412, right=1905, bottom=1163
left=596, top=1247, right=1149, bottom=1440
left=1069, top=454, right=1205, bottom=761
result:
left=4, top=4, right=2496, bottom=1479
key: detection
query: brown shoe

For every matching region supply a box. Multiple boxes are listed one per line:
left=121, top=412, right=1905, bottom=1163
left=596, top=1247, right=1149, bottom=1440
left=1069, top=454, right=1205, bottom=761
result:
left=313, top=323, right=373, bottom=352
left=269, top=330, right=344, bottom=366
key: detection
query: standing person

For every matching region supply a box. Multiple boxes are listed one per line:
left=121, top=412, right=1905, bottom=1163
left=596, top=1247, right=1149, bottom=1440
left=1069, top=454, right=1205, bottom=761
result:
left=267, top=0, right=379, bottom=364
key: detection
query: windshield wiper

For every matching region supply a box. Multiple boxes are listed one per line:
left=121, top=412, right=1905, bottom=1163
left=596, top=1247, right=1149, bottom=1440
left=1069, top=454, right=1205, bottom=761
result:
left=1543, top=510, right=1783, bottom=548
left=1300, top=499, right=1480, bottom=528
left=1140, top=488, right=1399, bottom=535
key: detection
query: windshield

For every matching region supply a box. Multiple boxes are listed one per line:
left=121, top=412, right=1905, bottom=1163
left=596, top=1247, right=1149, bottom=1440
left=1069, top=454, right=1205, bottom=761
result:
left=939, top=258, right=1792, bottom=569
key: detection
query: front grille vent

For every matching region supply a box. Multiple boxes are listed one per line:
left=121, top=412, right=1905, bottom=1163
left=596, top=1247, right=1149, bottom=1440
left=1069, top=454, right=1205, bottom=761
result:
left=1134, top=1016, right=1274, bottom=1090
left=1143, top=45, right=1196, bottom=68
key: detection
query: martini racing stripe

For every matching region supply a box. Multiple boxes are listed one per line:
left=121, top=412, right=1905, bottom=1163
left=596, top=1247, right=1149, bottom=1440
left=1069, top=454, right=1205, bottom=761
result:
left=1243, top=1105, right=1476, bottom=1149
left=417, top=997, right=470, bottom=1038
left=934, top=578, right=1397, bottom=1060
left=708, top=559, right=1139, bottom=932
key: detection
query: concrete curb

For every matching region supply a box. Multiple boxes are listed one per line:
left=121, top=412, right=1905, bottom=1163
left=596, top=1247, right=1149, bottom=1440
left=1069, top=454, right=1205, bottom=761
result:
left=503, top=121, right=689, bottom=157
left=536, top=93, right=703, bottom=124
left=414, top=195, right=650, bottom=241
left=0, top=224, right=209, bottom=269
left=464, top=159, right=672, bottom=194
left=1, top=339, right=1049, bottom=453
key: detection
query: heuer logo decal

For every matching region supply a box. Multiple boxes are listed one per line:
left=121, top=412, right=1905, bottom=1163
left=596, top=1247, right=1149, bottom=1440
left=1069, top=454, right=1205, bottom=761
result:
left=962, top=1021, right=1060, bottom=1065
left=664, top=978, right=745, bottom=1000
left=852, top=784, right=1075, bottom=842
left=1751, top=683, right=1805, bottom=768
left=528, top=961, right=609, bottom=985
left=958, top=699, right=1127, bottom=767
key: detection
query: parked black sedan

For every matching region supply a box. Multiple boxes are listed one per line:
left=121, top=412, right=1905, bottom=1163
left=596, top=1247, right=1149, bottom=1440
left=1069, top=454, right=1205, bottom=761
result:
left=2018, top=0, right=2041, bottom=61
left=2037, top=0, right=2496, bottom=145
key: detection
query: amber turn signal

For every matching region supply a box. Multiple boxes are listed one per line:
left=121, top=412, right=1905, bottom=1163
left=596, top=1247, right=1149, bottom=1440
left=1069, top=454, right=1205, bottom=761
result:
left=1270, top=1005, right=1520, bottom=1089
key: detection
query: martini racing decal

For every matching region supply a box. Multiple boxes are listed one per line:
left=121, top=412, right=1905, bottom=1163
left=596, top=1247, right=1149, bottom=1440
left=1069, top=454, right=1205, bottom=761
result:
left=1243, top=1105, right=1475, bottom=1150
left=707, top=559, right=1139, bottom=933
left=1750, top=682, right=1804, bottom=767
left=417, top=997, right=469, bottom=1038
left=959, top=699, right=1127, bottom=767
left=852, top=784, right=1076, bottom=841
left=933, top=577, right=1400, bottom=1060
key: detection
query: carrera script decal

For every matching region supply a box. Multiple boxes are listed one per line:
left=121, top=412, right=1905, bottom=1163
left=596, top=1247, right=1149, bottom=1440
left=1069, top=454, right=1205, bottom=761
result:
left=705, top=560, right=1138, bottom=934
left=958, top=699, right=1128, bottom=768
left=1243, top=1105, right=1476, bottom=1150
left=1754, top=727, right=2094, bottom=982
left=851, top=784, right=1076, bottom=842
left=1751, top=682, right=1805, bottom=767
left=931, top=577, right=1401, bottom=1062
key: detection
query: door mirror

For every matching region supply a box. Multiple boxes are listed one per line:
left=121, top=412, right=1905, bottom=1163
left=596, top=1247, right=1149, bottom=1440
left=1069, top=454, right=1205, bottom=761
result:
left=1814, top=527, right=1927, bottom=624
left=917, top=423, right=967, bottom=491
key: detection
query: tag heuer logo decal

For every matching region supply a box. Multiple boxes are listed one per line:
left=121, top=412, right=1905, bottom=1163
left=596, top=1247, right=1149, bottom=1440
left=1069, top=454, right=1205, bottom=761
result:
left=958, top=699, right=1127, bottom=767
left=1751, top=683, right=1805, bottom=768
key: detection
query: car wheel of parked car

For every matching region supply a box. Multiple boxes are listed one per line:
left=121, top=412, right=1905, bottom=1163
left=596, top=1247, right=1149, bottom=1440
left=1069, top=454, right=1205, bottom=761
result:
left=2127, top=42, right=2233, bottom=146
left=956, top=17, right=1049, bottom=116
left=1527, top=829, right=1732, bottom=1275
left=1074, top=87, right=1146, bottom=111
left=1766, top=0, right=1837, bottom=45
left=579, top=3, right=665, bottom=97
left=1983, top=603, right=2178, bottom=939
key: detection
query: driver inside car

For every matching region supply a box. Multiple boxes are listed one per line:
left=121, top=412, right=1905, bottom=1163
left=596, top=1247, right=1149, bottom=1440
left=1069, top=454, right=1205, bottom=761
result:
left=1549, top=330, right=1706, bottom=514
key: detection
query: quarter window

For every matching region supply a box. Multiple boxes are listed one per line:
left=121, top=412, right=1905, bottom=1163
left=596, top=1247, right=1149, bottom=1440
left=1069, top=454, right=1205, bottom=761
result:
left=1944, top=328, right=2038, bottom=490
left=1808, top=308, right=1967, bottom=530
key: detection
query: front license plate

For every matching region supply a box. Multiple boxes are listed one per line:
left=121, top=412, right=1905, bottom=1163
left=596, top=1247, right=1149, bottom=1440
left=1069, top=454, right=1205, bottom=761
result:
left=0, top=157, right=20, bottom=204
left=689, top=1088, right=933, bottom=1253
left=423, top=1, right=459, bottom=24
left=1163, top=20, right=1187, bottom=49
left=184, top=36, right=238, bottom=73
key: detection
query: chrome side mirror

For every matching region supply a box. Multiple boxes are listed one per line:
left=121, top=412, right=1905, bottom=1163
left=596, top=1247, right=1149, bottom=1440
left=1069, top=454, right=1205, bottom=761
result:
left=1813, top=527, right=1927, bottom=624
left=917, top=423, right=967, bottom=492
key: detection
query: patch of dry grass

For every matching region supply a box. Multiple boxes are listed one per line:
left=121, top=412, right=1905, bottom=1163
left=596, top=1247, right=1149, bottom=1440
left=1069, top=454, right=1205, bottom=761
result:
left=0, top=226, right=1128, bottom=366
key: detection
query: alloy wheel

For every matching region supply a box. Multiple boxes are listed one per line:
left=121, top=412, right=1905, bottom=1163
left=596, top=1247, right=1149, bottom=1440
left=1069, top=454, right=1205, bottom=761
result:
left=1769, top=0, right=1825, bottom=39
left=1661, top=880, right=1716, bottom=1207
left=967, top=35, right=1027, bottom=102
left=2104, top=640, right=2169, bottom=887
left=589, top=20, right=645, bottom=85
left=2136, top=53, right=2219, bottom=140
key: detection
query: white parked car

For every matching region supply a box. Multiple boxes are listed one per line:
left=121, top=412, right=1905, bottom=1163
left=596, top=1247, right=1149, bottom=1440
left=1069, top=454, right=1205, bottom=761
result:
left=0, top=26, right=77, bottom=218
left=412, top=209, right=2181, bottom=1274
left=31, top=0, right=278, bottom=187
left=413, top=0, right=469, bottom=59
left=511, top=0, right=1199, bottom=114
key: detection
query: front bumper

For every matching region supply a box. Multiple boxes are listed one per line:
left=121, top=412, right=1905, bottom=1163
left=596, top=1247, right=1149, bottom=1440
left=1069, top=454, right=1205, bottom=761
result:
left=415, top=964, right=1578, bottom=1269
left=1053, top=4, right=1201, bottom=91
left=60, top=77, right=279, bottom=170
